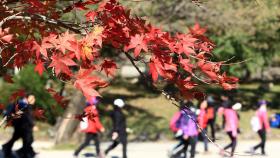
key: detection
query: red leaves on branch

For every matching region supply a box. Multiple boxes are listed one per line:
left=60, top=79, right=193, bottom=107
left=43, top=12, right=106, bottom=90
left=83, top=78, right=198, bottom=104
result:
left=9, top=89, right=26, bottom=102
left=47, top=88, right=68, bottom=109
left=1, top=0, right=238, bottom=102
left=100, top=59, right=117, bottom=77
left=74, top=69, right=108, bottom=100
left=48, top=54, right=77, bottom=76
left=125, top=34, right=148, bottom=57
left=33, top=108, right=45, bottom=119
left=3, top=74, right=14, bottom=83
left=0, top=28, right=13, bottom=43
left=34, top=60, right=45, bottom=76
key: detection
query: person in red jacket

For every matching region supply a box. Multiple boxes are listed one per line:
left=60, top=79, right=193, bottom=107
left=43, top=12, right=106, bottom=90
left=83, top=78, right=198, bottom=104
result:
left=74, top=97, right=105, bottom=158
left=198, top=100, right=209, bottom=152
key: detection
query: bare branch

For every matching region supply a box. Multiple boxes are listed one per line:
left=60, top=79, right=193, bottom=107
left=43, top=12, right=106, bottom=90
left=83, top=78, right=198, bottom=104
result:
left=3, top=52, right=18, bottom=67
left=0, top=12, right=22, bottom=28
left=0, top=12, right=85, bottom=34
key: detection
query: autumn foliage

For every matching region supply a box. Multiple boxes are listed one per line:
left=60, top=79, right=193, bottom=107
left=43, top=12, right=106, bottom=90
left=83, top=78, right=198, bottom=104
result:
left=0, top=0, right=238, bottom=101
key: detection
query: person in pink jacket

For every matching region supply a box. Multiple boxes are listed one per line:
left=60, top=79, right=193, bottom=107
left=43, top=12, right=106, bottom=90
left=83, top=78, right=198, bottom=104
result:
left=250, top=100, right=270, bottom=155
left=218, top=100, right=239, bottom=157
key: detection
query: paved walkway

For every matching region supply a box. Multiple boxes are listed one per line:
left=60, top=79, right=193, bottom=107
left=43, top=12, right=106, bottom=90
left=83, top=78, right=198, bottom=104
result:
left=0, top=140, right=278, bottom=158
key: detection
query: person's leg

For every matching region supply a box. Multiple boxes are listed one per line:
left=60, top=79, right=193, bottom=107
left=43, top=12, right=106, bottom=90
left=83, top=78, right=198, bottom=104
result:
left=2, top=128, right=22, bottom=156
left=170, top=137, right=184, bottom=156
left=121, top=137, right=128, bottom=158
left=105, top=140, right=119, bottom=155
left=260, top=130, right=266, bottom=154
left=74, top=133, right=92, bottom=156
left=182, top=139, right=189, bottom=158
left=20, top=129, right=35, bottom=158
left=209, top=119, right=216, bottom=141
left=230, top=133, right=237, bottom=157
left=202, top=128, right=208, bottom=152
left=253, top=130, right=263, bottom=151
left=92, top=134, right=100, bottom=155
left=223, top=132, right=233, bottom=150
left=189, top=137, right=197, bottom=158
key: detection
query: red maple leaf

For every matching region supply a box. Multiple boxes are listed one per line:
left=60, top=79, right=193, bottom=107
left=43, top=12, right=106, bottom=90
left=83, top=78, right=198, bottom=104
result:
left=100, top=59, right=117, bottom=77
left=34, top=59, right=45, bottom=76
left=189, top=23, right=207, bottom=35
left=0, top=28, right=13, bottom=43
left=74, top=69, right=108, bottom=100
left=179, top=56, right=193, bottom=74
left=33, top=108, right=45, bottom=119
left=125, top=34, right=148, bottom=57
left=197, top=61, right=219, bottom=80
left=48, top=54, right=77, bottom=76
left=176, top=77, right=198, bottom=90
left=149, top=61, right=159, bottom=82
left=85, top=11, right=97, bottom=22
left=176, top=34, right=196, bottom=55
left=221, top=82, right=237, bottom=90
left=75, top=113, right=86, bottom=121
left=0, top=104, right=5, bottom=110
left=3, top=74, right=14, bottom=83
left=9, top=89, right=26, bottom=102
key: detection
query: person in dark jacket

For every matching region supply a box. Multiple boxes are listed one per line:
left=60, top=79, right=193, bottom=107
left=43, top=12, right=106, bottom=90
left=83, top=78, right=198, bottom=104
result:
left=104, top=99, right=127, bottom=158
left=2, top=94, right=36, bottom=158
left=74, top=97, right=105, bottom=158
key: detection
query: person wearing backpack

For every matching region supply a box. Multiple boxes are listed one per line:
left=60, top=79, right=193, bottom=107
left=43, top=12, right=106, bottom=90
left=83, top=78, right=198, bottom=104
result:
left=168, top=101, right=190, bottom=158
left=170, top=101, right=198, bottom=158
left=74, top=97, right=105, bottom=158
left=2, top=94, right=36, bottom=158
left=249, top=100, right=270, bottom=155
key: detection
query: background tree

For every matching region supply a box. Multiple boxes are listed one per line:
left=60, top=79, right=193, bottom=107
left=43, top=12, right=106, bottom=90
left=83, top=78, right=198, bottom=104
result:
left=122, top=0, right=280, bottom=80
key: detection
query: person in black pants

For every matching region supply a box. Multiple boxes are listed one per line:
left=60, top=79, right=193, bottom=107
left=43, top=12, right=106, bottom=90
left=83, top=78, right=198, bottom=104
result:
left=223, top=131, right=237, bottom=155
left=74, top=134, right=101, bottom=157
left=2, top=94, right=36, bottom=158
left=253, top=129, right=266, bottom=154
left=183, top=136, right=197, bottom=158
left=105, top=99, right=127, bottom=158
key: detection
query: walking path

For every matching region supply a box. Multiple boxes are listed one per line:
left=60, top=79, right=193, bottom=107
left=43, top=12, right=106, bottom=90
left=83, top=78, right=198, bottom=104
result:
left=0, top=140, right=278, bottom=158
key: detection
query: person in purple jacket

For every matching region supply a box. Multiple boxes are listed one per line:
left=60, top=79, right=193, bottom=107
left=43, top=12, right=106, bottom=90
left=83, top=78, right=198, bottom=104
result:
left=177, top=104, right=198, bottom=158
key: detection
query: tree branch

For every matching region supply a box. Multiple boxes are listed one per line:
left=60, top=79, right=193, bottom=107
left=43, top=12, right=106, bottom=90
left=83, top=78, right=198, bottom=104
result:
left=0, top=12, right=85, bottom=34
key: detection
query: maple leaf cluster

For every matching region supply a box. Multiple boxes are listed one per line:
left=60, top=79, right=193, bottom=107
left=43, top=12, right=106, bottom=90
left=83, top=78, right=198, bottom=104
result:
left=0, top=0, right=238, bottom=102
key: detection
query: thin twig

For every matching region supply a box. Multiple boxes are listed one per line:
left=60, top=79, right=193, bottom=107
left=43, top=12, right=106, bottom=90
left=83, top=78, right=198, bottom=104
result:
left=3, top=53, right=18, bottom=67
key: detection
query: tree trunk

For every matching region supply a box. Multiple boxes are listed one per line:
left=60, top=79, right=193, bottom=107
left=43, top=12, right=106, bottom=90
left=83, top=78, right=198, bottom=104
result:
left=54, top=91, right=85, bottom=144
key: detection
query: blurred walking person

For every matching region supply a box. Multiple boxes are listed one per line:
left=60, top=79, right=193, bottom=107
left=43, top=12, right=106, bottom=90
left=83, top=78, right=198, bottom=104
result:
left=206, top=96, right=216, bottom=141
left=249, top=100, right=270, bottom=155
left=198, top=100, right=208, bottom=153
left=168, top=101, right=194, bottom=158
left=105, top=99, right=128, bottom=158
left=2, top=94, right=36, bottom=158
left=218, top=99, right=239, bottom=157
left=74, top=97, right=105, bottom=158
left=170, top=102, right=198, bottom=158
